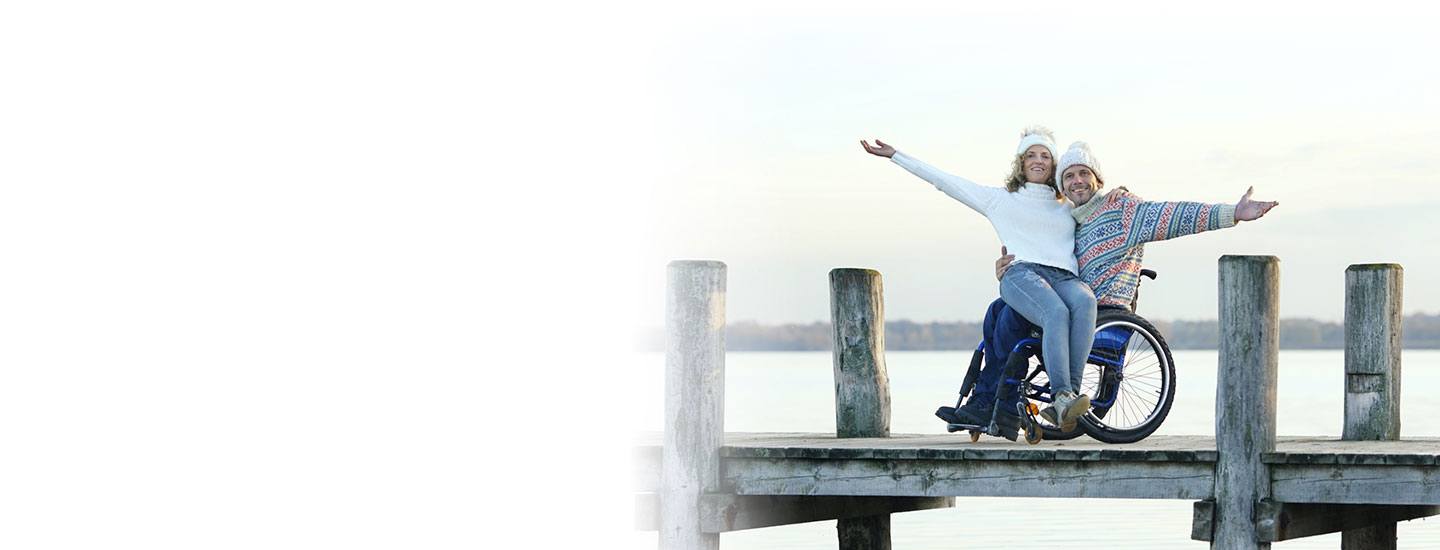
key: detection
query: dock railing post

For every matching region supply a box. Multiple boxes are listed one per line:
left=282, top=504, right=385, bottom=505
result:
left=829, top=268, right=891, bottom=550
left=661, top=260, right=726, bottom=550
left=1342, top=264, right=1404, bottom=550
left=1214, top=255, right=1280, bottom=550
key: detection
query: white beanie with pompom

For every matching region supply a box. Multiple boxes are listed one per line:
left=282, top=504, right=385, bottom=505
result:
left=1056, top=141, right=1103, bottom=185
left=1014, top=125, right=1057, bottom=159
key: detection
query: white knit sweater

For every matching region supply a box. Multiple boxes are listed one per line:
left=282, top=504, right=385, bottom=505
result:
left=892, top=151, right=1078, bottom=274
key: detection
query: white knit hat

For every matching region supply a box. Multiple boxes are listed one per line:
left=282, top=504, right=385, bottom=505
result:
left=1056, top=141, right=1103, bottom=184
left=1014, top=125, right=1057, bottom=159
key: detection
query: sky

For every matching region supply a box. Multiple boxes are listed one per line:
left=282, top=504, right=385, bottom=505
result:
left=637, top=4, right=1440, bottom=327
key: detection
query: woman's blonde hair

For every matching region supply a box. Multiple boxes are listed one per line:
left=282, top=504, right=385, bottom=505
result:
left=1003, top=154, right=1062, bottom=197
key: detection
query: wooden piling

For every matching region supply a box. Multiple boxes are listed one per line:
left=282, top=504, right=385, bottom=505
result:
left=1342, top=264, right=1404, bottom=550
left=1213, top=255, right=1280, bottom=549
left=829, top=268, right=891, bottom=550
left=661, top=260, right=726, bottom=550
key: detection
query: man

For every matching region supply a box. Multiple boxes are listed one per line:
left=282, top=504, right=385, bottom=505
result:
left=942, top=141, right=1278, bottom=428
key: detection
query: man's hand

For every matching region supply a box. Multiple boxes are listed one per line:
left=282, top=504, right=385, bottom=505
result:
left=860, top=139, right=896, bottom=158
left=995, top=246, right=1015, bottom=281
left=1235, top=186, right=1278, bottom=222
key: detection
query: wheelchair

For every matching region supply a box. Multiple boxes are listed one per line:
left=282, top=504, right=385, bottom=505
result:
left=936, top=269, right=1176, bottom=444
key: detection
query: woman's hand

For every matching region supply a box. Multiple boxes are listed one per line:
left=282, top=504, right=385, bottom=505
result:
left=1235, top=186, right=1279, bottom=222
left=995, top=246, right=1015, bottom=281
left=860, top=139, right=896, bottom=158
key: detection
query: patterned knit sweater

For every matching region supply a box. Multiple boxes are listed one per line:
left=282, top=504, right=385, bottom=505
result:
left=1072, top=188, right=1236, bottom=308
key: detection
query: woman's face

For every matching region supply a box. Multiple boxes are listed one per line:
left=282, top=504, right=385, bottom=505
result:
left=1022, top=145, right=1054, bottom=184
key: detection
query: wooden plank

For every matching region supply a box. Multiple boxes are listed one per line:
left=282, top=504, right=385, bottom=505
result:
left=661, top=260, right=726, bottom=550
left=1253, top=500, right=1440, bottom=542
left=1272, top=465, right=1440, bottom=505
left=723, top=457, right=1215, bottom=500
left=703, top=495, right=950, bottom=533
left=638, top=433, right=1440, bottom=509
left=1211, top=255, right=1280, bottom=550
left=720, top=433, right=1221, bottom=462
left=633, top=494, right=953, bottom=533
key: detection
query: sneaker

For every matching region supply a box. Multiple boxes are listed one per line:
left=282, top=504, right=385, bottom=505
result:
left=1039, top=405, right=1058, bottom=425
left=1058, top=391, right=1091, bottom=432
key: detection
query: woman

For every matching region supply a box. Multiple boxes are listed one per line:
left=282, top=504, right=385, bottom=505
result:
left=860, top=127, right=1095, bottom=430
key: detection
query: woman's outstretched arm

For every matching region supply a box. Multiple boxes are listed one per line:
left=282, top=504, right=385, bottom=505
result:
left=860, top=138, right=999, bottom=215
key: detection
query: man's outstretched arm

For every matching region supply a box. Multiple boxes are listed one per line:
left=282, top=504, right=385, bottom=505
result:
left=1116, top=187, right=1278, bottom=247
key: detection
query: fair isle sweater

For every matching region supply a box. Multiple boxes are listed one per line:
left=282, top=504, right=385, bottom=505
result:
left=892, top=151, right=1078, bottom=274
left=1072, top=187, right=1236, bottom=307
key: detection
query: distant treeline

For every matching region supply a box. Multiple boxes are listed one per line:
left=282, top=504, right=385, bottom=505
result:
left=657, top=313, right=1440, bottom=351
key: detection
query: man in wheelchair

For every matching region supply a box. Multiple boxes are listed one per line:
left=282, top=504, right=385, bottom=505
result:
left=938, top=141, right=1279, bottom=434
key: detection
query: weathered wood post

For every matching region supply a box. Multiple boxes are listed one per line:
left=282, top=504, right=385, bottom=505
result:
left=662, top=260, right=726, bottom=550
left=829, top=268, right=891, bottom=550
left=1342, top=263, right=1404, bottom=550
left=1213, top=255, right=1280, bottom=549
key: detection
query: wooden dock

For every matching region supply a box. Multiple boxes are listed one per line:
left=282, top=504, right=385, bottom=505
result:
left=640, top=258, right=1431, bottom=549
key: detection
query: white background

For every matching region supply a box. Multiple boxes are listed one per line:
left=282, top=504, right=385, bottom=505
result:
left=1, top=1, right=649, bottom=548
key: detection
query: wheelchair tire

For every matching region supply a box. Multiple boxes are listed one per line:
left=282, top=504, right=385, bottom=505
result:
left=1078, top=309, right=1176, bottom=444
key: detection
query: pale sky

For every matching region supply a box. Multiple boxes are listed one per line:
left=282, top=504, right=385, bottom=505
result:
left=639, top=5, right=1440, bottom=326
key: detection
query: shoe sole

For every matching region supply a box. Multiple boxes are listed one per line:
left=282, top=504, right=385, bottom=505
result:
left=1059, top=395, right=1091, bottom=432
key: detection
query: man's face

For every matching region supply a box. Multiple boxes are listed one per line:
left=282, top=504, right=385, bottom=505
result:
left=1061, top=164, right=1102, bottom=206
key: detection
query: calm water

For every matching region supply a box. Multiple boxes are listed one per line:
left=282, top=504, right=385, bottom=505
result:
left=628, top=350, right=1440, bottom=549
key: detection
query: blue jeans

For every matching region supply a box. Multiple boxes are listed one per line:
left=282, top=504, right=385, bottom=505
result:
left=998, top=262, right=1097, bottom=396
left=970, top=298, right=1034, bottom=410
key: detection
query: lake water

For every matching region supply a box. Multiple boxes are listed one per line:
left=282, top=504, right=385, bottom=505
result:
left=628, top=350, right=1440, bottom=549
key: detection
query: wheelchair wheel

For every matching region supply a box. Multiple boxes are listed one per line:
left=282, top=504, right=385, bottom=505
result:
left=1078, top=309, right=1176, bottom=444
left=1024, top=422, right=1042, bottom=445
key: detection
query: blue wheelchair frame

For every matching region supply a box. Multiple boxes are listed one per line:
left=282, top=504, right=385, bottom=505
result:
left=1000, top=320, right=1137, bottom=410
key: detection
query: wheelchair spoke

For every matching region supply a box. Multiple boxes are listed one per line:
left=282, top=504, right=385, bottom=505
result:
left=1125, top=367, right=1161, bottom=386
left=1124, top=376, right=1164, bottom=393
left=1125, top=391, right=1161, bottom=413
left=1114, top=374, right=1160, bottom=424
left=1121, top=388, right=1147, bottom=425
left=1125, top=345, right=1155, bottom=364
left=1126, top=353, right=1160, bottom=371
left=1124, top=389, right=1155, bottom=425
left=1120, top=379, right=1158, bottom=401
